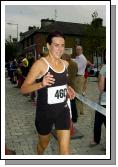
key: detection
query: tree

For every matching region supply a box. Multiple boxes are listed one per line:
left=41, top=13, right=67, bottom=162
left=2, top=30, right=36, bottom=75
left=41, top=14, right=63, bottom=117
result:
left=5, top=36, right=17, bottom=62
left=81, top=11, right=106, bottom=66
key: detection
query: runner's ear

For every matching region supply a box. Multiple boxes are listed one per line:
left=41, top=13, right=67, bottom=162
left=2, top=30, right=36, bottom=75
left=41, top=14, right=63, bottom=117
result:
left=46, top=43, right=50, bottom=50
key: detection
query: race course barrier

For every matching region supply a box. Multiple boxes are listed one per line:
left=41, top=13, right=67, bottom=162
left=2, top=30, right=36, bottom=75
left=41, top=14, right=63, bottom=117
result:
left=75, top=93, right=106, bottom=116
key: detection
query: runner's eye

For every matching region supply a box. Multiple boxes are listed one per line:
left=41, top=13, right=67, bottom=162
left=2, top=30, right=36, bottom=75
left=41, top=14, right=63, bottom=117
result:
left=54, top=44, right=59, bottom=47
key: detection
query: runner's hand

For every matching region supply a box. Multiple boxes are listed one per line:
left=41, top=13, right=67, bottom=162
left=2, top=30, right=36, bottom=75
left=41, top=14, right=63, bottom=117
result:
left=67, top=86, right=75, bottom=100
left=41, top=72, right=55, bottom=87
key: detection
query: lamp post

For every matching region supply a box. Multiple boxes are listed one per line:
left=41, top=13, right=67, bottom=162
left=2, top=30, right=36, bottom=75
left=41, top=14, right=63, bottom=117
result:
left=7, top=22, right=18, bottom=42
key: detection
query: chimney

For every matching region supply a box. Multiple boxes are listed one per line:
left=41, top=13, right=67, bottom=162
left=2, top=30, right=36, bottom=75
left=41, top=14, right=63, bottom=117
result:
left=91, top=18, right=103, bottom=27
left=28, top=26, right=36, bottom=31
left=41, top=18, right=55, bottom=28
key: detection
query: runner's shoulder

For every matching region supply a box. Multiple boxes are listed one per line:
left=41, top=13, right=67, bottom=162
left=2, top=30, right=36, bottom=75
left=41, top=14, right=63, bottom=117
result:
left=61, top=59, right=69, bottom=69
left=33, top=58, right=48, bottom=69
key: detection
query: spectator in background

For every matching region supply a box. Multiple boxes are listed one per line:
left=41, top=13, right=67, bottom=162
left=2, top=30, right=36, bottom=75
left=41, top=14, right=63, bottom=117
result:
left=90, top=50, right=106, bottom=147
left=15, top=56, right=29, bottom=88
left=27, top=55, right=36, bottom=103
left=8, top=59, right=18, bottom=84
left=75, top=45, right=94, bottom=114
left=21, top=57, right=29, bottom=83
left=82, top=62, right=94, bottom=96
left=7, top=60, right=12, bottom=78
left=62, top=53, right=78, bottom=123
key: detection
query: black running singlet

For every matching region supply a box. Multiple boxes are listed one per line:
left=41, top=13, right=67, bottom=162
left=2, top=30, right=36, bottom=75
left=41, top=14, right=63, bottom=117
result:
left=36, top=58, right=68, bottom=111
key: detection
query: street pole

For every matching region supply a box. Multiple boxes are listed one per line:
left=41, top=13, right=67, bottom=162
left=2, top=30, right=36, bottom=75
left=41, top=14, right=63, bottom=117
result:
left=16, top=24, right=18, bottom=42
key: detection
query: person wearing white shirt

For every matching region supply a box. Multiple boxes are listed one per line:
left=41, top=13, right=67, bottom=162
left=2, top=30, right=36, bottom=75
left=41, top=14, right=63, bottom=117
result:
left=75, top=45, right=93, bottom=114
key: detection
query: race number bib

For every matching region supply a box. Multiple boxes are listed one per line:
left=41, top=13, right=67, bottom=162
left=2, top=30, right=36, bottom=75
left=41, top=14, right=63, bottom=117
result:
left=47, top=85, right=67, bottom=104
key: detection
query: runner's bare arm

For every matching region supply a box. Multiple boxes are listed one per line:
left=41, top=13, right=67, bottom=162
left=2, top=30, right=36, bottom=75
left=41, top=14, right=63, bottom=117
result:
left=20, top=59, right=55, bottom=94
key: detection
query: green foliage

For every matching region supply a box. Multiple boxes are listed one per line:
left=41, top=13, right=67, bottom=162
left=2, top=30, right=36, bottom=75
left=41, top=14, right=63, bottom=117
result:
left=81, top=18, right=106, bottom=58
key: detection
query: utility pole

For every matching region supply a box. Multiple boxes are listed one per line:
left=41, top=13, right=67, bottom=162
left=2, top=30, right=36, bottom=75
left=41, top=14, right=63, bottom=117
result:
left=54, top=9, right=57, bottom=21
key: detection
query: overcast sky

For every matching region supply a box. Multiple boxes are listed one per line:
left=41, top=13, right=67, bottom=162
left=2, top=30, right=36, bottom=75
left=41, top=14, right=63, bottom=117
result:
left=5, top=4, right=106, bottom=40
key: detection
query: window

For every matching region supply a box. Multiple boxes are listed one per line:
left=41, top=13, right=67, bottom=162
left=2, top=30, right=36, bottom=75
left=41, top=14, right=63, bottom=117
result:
left=75, top=38, right=80, bottom=45
left=42, top=46, right=48, bottom=53
left=64, top=48, right=73, bottom=55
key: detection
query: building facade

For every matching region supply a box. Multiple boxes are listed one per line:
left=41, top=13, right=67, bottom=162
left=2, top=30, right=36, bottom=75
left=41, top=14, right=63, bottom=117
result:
left=19, top=18, right=106, bottom=66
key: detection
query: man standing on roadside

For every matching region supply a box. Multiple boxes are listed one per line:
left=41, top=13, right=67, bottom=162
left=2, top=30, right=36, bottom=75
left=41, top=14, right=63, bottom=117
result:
left=75, top=45, right=93, bottom=115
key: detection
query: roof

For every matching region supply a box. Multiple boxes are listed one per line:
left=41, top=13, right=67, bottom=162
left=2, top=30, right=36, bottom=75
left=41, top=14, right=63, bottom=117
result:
left=20, top=27, right=39, bottom=42
left=39, top=21, right=89, bottom=36
left=20, top=20, right=106, bottom=42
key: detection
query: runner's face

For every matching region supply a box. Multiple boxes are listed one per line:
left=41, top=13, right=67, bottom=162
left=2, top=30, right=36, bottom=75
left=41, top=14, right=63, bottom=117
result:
left=48, top=37, right=65, bottom=59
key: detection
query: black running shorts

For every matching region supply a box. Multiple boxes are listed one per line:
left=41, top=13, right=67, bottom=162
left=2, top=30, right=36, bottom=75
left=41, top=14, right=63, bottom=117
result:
left=35, top=105, right=70, bottom=135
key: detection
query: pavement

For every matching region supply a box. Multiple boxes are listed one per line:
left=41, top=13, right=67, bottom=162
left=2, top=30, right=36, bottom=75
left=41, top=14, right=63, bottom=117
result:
left=5, top=74, right=106, bottom=155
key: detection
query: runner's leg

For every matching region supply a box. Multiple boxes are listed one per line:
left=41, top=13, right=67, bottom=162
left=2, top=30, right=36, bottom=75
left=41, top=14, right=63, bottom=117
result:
left=56, top=130, right=70, bottom=155
left=37, top=133, right=51, bottom=154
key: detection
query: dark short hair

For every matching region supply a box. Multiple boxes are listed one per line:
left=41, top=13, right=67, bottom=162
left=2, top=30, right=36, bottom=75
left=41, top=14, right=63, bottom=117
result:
left=46, top=31, right=65, bottom=45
